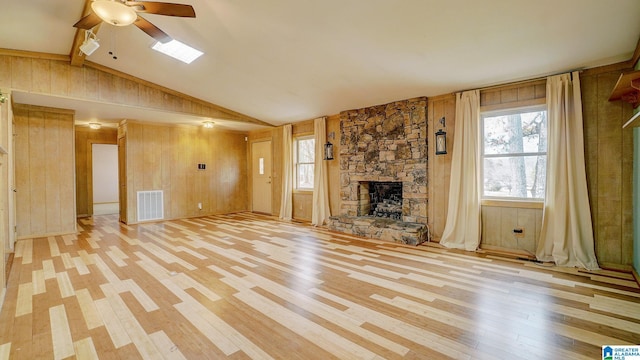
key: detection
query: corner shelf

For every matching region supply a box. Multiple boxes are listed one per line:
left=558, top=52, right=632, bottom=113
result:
left=609, top=70, right=640, bottom=108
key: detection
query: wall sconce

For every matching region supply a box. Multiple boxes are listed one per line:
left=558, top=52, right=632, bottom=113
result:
left=88, top=122, right=101, bottom=130
left=435, top=117, right=447, bottom=155
left=203, top=121, right=214, bottom=129
left=324, top=131, right=335, bottom=160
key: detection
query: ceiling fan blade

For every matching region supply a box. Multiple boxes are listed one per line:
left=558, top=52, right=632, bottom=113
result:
left=73, top=12, right=103, bottom=29
left=134, top=16, right=173, bottom=43
left=126, top=2, right=196, bottom=17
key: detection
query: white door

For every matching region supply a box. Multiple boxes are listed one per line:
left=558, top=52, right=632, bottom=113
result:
left=252, top=141, right=272, bottom=214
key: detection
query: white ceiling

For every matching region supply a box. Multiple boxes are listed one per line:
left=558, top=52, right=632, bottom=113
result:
left=2, top=0, right=640, bottom=130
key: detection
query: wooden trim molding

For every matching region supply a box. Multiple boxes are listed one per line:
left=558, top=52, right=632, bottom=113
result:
left=0, top=48, right=69, bottom=62
left=12, top=103, right=75, bottom=115
left=626, top=35, right=640, bottom=69
left=481, top=199, right=544, bottom=209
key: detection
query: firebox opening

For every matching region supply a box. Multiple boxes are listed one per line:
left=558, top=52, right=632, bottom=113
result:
left=367, top=182, right=403, bottom=220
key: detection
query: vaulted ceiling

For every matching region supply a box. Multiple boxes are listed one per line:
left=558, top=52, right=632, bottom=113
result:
left=2, top=0, right=640, bottom=130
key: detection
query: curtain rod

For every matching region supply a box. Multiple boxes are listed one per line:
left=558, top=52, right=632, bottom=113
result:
left=455, top=69, right=584, bottom=94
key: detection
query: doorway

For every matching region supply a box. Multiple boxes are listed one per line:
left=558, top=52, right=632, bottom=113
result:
left=251, top=140, right=272, bottom=214
left=90, top=143, right=119, bottom=215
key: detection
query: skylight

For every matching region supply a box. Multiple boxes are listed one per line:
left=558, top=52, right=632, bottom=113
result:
left=152, top=40, right=203, bottom=64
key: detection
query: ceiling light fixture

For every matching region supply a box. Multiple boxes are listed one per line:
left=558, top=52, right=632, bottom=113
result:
left=79, top=29, right=100, bottom=56
left=89, top=122, right=102, bottom=130
left=203, top=121, right=214, bottom=129
left=91, top=0, right=137, bottom=26
left=152, top=39, right=204, bottom=64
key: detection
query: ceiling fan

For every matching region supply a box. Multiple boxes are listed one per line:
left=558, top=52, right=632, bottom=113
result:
left=74, top=0, right=196, bottom=44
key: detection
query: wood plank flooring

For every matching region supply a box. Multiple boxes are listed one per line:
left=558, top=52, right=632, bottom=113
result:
left=0, top=212, right=639, bottom=359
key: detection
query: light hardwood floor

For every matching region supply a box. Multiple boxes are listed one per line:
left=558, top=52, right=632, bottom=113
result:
left=0, top=212, right=639, bottom=359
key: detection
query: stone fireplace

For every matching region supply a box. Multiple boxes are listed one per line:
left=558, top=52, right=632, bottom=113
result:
left=328, top=97, right=429, bottom=245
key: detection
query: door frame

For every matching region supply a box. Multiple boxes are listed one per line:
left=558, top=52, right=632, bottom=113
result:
left=87, top=139, right=117, bottom=217
left=250, top=138, right=273, bottom=214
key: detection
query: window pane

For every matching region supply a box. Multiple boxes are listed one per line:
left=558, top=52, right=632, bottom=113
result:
left=297, top=164, right=314, bottom=189
left=484, top=111, right=547, bottom=155
left=298, top=139, right=315, bottom=163
left=259, top=158, right=264, bottom=175
left=483, top=155, right=546, bottom=199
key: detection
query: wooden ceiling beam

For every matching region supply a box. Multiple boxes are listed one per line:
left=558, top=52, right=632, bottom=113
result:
left=69, top=0, right=100, bottom=67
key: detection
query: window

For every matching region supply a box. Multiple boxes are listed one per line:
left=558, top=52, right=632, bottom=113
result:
left=294, top=136, right=315, bottom=190
left=482, top=106, right=547, bottom=200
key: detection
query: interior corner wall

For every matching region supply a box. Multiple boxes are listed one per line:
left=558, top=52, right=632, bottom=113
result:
left=13, top=105, right=76, bottom=238
left=427, top=94, right=456, bottom=241
left=582, top=66, right=635, bottom=269
left=123, top=121, right=248, bottom=223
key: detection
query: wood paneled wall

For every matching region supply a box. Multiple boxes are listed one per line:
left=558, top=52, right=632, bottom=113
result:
left=427, top=94, right=456, bottom=241
left=0, top=53, right=265, bottom=125
left=480, top=79, right=546, bottom=109
left=248, top=117, right=340, bottom=222
left=481, top=204, right=543, bottom=256
left=327, top=114, right=341, bottom=217
left=0, top=95, right=11, bottom=293
left=13, top=104, right=76, bottom=238
left=582, top=65, right=635, bottom=269
left=75, top=127, right=118, bottom=217
left=121, top=121, right=248, bottom=224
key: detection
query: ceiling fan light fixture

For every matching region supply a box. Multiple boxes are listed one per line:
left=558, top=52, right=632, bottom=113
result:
left=91, top=0, right=137, bottom=26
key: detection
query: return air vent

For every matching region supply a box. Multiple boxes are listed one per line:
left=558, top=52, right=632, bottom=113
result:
left=137, top=190, right=164, bottom=222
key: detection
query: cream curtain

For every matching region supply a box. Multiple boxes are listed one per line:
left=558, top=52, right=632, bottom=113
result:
left=312, top=117, right=331, bottom=226
left=440, top=90, right=482, bottom=251
left=279, top=124, right=293, bottom=220
left=536, top=72, right=599, bottom=270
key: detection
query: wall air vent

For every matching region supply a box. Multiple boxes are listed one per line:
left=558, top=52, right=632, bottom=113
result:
left=137, top=190, right=164, bottom=222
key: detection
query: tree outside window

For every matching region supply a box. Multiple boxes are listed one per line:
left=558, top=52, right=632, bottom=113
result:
left=295, top=137, right=315, bottom=190
left=482, top=107, right=547, bottom=200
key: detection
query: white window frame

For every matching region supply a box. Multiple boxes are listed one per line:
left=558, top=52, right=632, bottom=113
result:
left=294, top=135, right=315, bottom=190
left=481, top=105, right=547, bottom=201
